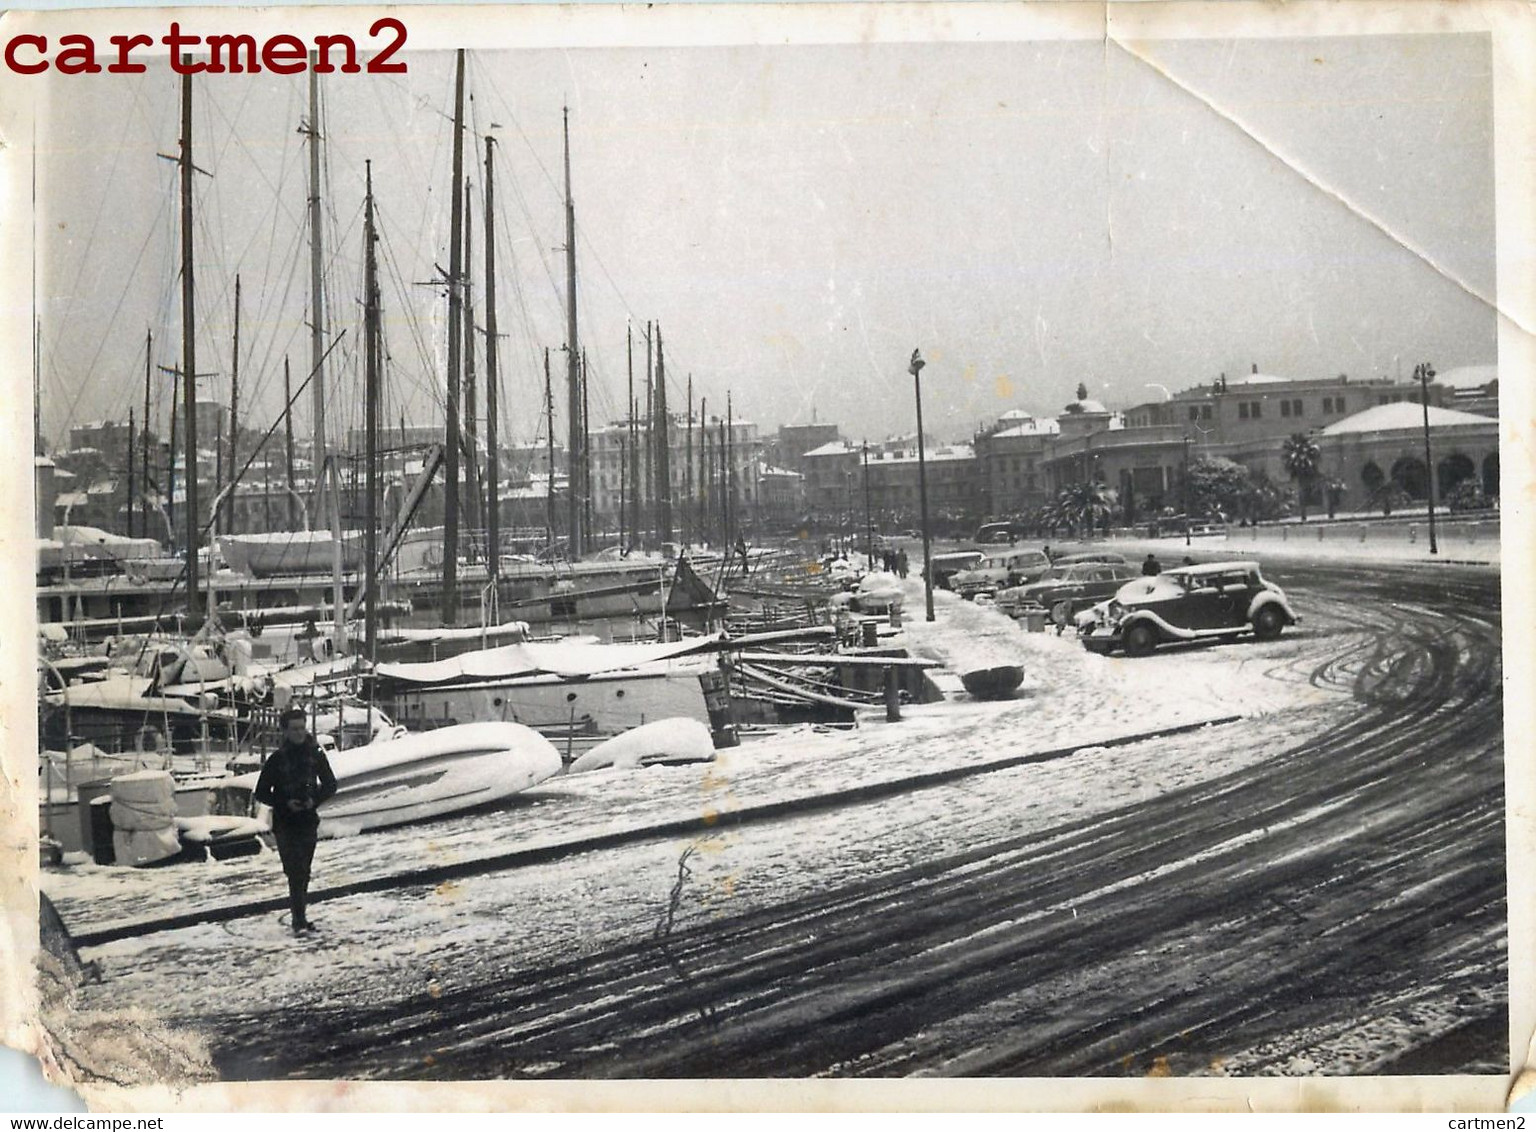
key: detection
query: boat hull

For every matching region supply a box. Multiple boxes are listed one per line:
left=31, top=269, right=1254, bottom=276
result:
left=960, top=665, right=1024, bottom=700
left=316, top=721, right=561, bottom=836
left=220, top=531, right=364, bottom=577
left=378, top=662, right=713, bottom=741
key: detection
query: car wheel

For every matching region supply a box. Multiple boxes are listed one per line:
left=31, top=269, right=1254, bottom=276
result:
left=1122, top=622, right=1158, bottom=658
left=1253, top=604, right=1286, bottom=640
left=1050, top=599, right=1073, bottom=626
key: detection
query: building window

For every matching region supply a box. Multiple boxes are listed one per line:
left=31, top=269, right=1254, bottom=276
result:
left=1238, top=403, right=1249, bottom=420
left=1188, top=406, right=1199, bottom=422
left=1201, top=405, right=1212, bottom=420
left=1323, top=397, right=1333, bottom=413
left=1250, top=402, right=1262, bottom=419
left=1336, top=396, right=1345, bottom=413
left=1280, top=401, right=1291, bottom=418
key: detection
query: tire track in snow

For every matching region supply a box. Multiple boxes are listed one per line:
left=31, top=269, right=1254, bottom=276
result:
left=208, top=564, right=1503, bottom=1079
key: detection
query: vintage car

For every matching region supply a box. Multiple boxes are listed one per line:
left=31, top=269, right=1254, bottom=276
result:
left=996, top=561, right=1142, bottom=625
left=950, top=548, right=1053, bottom=600
left=1049, top=550, right=1128, bottom=567
left=1077, top=560, right=1298, bottom=657
left=927, top=550, right=986, bottom=591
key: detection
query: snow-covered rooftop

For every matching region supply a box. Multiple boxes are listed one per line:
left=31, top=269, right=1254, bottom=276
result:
left=1321, top=402, right=1497, bottom=436
left=1226, top=372, right=1292, bottom=386
left=1434, top=364, right=1497, bottom=391
left=802, top=441, right=854, bottom=458
left=993, top=417, right=1060, bottom=439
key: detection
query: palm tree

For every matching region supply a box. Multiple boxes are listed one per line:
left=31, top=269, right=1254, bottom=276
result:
left=1281, top=432, right=1321, bottom=521
left=1053, top=481, right=1118, bottom=538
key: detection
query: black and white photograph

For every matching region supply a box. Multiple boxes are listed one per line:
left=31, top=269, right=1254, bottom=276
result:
left=3, top=0, right=1532, bottom=1111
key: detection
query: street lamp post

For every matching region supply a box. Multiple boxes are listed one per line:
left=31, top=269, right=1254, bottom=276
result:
left=862, top=441, right=874, bottom=567
left=1182, top=433, right=1191, bottom=547
left=909, top=349, right=934, bottom=622
left=1417, top=362, right=1438, bottom=555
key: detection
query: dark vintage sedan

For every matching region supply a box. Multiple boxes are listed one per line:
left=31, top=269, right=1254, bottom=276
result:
left=996, top=561, right=1142, bottom=625
left=1077, top=561, right=1298, bottom=657
left=927, top=550, right=986, bottom=591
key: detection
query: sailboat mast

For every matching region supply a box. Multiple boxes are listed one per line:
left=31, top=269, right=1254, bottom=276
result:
left=581, top=349, right=591, bottom=546
left=463, top=177, right=481, bottom=537
left=227, top=274, right=240, bottom=533
left=685, top=375, right=693, bottom=547
left=563, top=106, right=582, bottom=559
left=363, top=160, right=381, bottom=659
left=179, top=62, right=200, bottom=612
left=283, top=357, right=296, bottom=528
left=726, top=391, right=734, bottom=547
left=167, top=367, right=178, bottom=532
left=126, top=408, right=135, bottom=538
left=442, top=49, right=466, bottom=623
left=644, top=321, right=653, bottom=546
left=306, top=62, right=329, bottom=524
left=141, top=329, right=152, bottom=540
left=484, top=136, right=500, bottom=583
left=655, top=325, right=672, bottom=545
left=624, top=325, right=633, bottom=549
left=699, top=395, right=708, bottom=544
left=544, top=347, right=554, bottom=543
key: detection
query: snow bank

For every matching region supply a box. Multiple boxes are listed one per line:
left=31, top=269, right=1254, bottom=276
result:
left=174, top=816, right=268, bottom=844
left=855, top=571, right=905, bottom=611
left=568, top=718, right=717, bottom=774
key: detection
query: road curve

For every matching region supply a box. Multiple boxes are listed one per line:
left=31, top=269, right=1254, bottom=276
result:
left=216, top=562, right=1505, bottom=1080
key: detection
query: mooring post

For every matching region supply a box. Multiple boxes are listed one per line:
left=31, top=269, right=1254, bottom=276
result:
left=885, top=665, right=902, bottom=722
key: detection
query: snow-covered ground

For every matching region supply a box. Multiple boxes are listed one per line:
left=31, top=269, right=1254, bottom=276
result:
left=44, top=579, right=1348, bottom=936
left=34, top=564, right=1388, bottom=1089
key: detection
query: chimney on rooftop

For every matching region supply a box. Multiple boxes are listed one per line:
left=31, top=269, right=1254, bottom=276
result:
left=1252, top=363, right=1258, bottom=374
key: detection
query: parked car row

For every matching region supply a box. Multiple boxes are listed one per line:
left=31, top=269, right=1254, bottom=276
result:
left=949, top=549, right=1054, bottom=599
left=996, top=559, right=1142, bottom=625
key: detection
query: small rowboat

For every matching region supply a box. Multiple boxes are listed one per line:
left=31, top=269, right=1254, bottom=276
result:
left=316, top=722, right=562, bottom=836
left=960, top=665, right=1024, bottom=700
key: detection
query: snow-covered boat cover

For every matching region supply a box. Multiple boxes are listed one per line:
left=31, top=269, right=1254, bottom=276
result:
left=374, top=632, right=727, bottom=685
left=318, top=721, right=562, bottom=836
left=569, top=718, right=716, bottom=773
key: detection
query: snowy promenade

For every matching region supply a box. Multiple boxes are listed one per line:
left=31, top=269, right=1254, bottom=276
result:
left=45, top=575, right=1346, bottom=945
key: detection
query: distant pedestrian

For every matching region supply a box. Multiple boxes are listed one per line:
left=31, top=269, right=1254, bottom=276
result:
left=1141, top=553, right=1162, bottom=576
left=1182, top=555, right=1195, bottom=566
left=735, top=535, right=749, bottom=572
left=896, top=549, right=909, bottom=579
left=1042, top=545, right=1052, bottom=562
left=254, top=708, right=337, bottom=936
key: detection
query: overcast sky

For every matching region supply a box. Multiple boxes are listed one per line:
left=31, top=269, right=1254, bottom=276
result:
left=27, top=30, right=1495, bottom=454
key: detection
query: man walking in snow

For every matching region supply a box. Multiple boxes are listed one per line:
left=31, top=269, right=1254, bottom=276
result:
left=1141, top=552, right=1162, bottom=576
left=255, top=708, right=338, bottom=935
